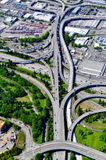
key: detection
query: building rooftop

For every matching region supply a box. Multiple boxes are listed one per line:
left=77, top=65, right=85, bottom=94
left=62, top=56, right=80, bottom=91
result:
left=32, top=2, right=47, bottom=9
left=65, top=26, right=89, bottom=36
left=79, top=60, right=105, bottom=76
left=33, top=11, right=54, bottom=22
left=75, top=37, right=88, bottom=46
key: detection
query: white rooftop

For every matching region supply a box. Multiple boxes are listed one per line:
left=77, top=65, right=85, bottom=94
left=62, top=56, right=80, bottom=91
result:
left=84, top=0, right=106, bottom=5
left=65, top=26, right=89, bottom=36
left=32, top=2, right=47, bottom=9
left=0, top=0, right=9, bottom=4
left=33, top=11, right=54, bottom=22
left=79, top=60, right=105, bottom=76
left=0, top=23, right=6, bottom=31
left=75, top=37, right=88, bottom=46
left=23, top=13, right=31, bottom=19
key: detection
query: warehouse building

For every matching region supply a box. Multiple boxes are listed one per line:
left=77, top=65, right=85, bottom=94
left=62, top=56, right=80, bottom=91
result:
left=33, top=11, right=55, bottom=22
left=0, top=0, right=9, bottom=4
left=84, top=0, right=106, bottom=5
left=98, top=20, right=106, bottom=29
left=23, top=13, right=31, bottom=19
left=79, top=60, right=105, bottom=76
left=5, top=16, right=17, bottom=25
left=0, top=23, right=7, bottom=33
left=65, top=26, right=89, bottom=36
left=70, top=19, right=100, bottom=28
left=32, top=2, right=47, bottom=9
left=94, top=37, right=106, bottom=47
left=75, top=37, right=89, bottom=46
left=71, top=6, right=81, bottom=14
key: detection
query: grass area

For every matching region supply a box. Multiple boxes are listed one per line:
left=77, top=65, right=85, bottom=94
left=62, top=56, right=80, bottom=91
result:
left=75, top=125, right=106, bottom=160
left=39, top=99, right=46, bottom=108
left=59, top=80, right=68, bottom=102
left=19, top=31, right=49, bottom=44
left=16, top=66, right=51, bottom=90
left=85, top=121, right=106, bottom=130
left=17, top=95, right=30, bottom=102
left=0, top=65, right=53, bottom=143
left=0, top=131, right=25, bottom=160
left=78, top=101, right=96, bottom=111
left=0, top=75, right=20, bottom=87
left=75, top=102, right=96, bottom=118
left=93, top=99, right=106, bottom=107
left=0, top=50, right=31, bottom=60
left=15, top=131, right=25, bottom=150
left=84, top=89, right=96, bottom=94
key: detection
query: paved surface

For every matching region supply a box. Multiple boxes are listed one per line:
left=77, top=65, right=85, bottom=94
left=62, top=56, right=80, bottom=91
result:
left=68, top=109, right=106, bottom=141
left=15, top=71, right=55, bottom=106
left=1, top=1, right=106, bottom=160
left=17, top=141, right=106, bottom=160
left=71, top=94, right=106, bottom=120
left=0, top=117, right=35, bottom=149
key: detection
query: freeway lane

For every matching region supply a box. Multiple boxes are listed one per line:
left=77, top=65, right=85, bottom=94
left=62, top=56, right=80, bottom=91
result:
left=5, top=3, right=106, bottom=160
left=52, top=15, right=65, bottom=160
left=71, top=94, right=106, bottom=120
left=68, top=109, right=106, bottom=141
left=15, top=71, right=55, bottom=106
left=17, top=141, right=106, bottom=160
left=61, top=83, right=106, bottom=132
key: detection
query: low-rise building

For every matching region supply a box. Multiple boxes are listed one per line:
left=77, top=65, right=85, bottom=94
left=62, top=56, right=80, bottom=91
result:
left=23, top=13, right=31, bottom=19
left=84, top=0, right=106, bottom=5
left=79, top=60, right=105, bottom=76
left=75, top=37, right=89, bottom=46
left=33, top=11, right=55, bottom=22
left=95, top=37, right=106, bottom=47
left=0, top=0, right=9, bottom=4
left=65, top=26, right=89, bottom=36
left=72, top=6, right=81, bottom=14
left=5, top=16, right=18, bottom=25
left=32, top=1, right=47, bottom=9
left=0, top=23, right=7, bottom=33
left=70, top=19, right=100, bottom=28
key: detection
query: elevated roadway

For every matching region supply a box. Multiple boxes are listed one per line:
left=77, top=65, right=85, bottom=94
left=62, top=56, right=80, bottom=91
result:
left=15, top=71, right=55, bottom=106
left=60, top=82, right=106, bottom=140
left=68, top=109, right=106, bottom=141
left=18, top=141, right=106, bottom=160
left=71, top=94, right=106, bottom=120
left=61, top=83, right=106, bottom=111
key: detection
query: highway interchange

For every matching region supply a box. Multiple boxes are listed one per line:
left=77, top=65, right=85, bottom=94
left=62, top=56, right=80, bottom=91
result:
left=17, top=1, right=106, bottom=160
left=1, top=0, right=106, bottom=160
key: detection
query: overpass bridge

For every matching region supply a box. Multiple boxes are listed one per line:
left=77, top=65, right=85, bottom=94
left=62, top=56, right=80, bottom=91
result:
left=17, top=141, right=106, bottom=160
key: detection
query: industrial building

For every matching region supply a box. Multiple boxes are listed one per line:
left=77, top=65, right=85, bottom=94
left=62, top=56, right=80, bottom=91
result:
left=33, top=11, right=55, bottom=22
left=0, top=23, right=7, bottom=33
left=75, top=37, right=89, bottom=46
left=79, top=60, right=105, bottom=76
left=98, top=20, right=106, bottom=29
left=31, top=2, right=47, bottom=9
left=71, top=6, right=81, bottom=14
left=65, top=26, right=89, bottom=36
left=0, top=0, right=9, bottom=4
left=70, top=19, right=100, bottom=28
left=94, top=37, right=106, bottom=47
left=84, top=0, right=106, bottom=5
left=23, top=13, right=31, bottom=19
left=5, top=16, right=17, bottom=25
